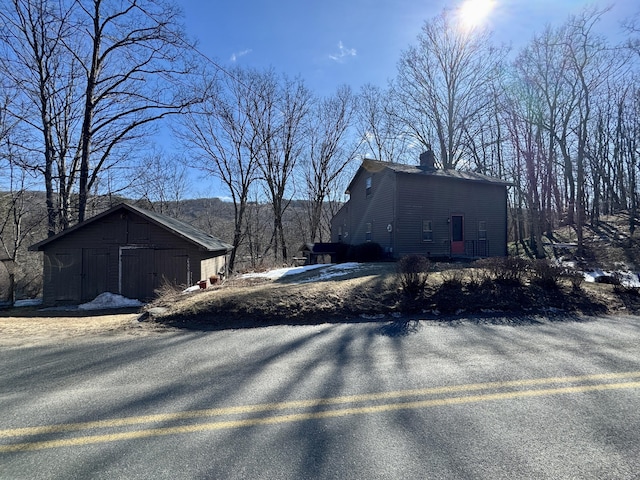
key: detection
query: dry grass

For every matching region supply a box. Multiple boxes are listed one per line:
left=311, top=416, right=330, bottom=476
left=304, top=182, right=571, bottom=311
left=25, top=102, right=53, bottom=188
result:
left=0, top=309, right=165, bottom=347
left=147, top=263, right=400, bottom=328
left=145, top=258, right=640, bottom=330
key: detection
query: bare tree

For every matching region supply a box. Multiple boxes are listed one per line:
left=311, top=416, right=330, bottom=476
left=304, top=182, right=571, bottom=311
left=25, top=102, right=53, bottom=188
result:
left=393, top=10, right=505, bottom=169
left=249, top=71, right=312, bottom=263
left=0, top=0, right=78, bottom=235
left=178, top=67, right=262, bottom=273
left=130, top=150, right=191, bottom=217
left=356, top=83, right=409, bottom=162
left=555, top=7, right=627, bottom=253
left=0, top=0, right=196, bottom=233
left=72, top=0, right=196, bottom=222
left=304, top=85, right=359, bottom=243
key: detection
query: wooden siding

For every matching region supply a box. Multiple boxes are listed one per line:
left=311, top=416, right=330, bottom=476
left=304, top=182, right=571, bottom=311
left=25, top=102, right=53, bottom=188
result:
left=331, top=166, right=396, bottom=251
left=332, top=164, right=508, bottom=260
left=394, top=173, right=507, bottom=257
left=39, top=210, right=225, bottom=305
left=200, top=255, right=226, bottom=283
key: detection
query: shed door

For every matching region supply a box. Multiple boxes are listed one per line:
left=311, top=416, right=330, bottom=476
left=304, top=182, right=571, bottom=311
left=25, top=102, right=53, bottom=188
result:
left=155, top=249, right=189, bottom=287
left=120, top=248, right=189, bottom=301
left=52, top=252, right=82, bottom=303
left=120, top=248, right=155, bottom=300
left=451, top=215, right=465, bottom=254
left=82, top=248, right=109, bottom=302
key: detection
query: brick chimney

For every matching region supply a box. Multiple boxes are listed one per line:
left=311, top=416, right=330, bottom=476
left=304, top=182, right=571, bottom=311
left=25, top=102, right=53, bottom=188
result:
left=419, top=146, right=436, bottom=170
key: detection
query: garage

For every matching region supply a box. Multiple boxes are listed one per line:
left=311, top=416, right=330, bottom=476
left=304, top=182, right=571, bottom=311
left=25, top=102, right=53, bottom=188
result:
left=31, top=203, right=233, bottom=306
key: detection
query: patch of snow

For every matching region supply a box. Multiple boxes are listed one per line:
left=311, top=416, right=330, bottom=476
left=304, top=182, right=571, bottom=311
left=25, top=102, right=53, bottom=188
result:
left=583, top=269, right=640, bottom=287
left=584, top=269, right=606, bottom=283
left=182, top=285, right=202, bottom=293
left=617, top=271, right=640, bottom=288
left=78, top=292, right=142, bottom=310
left=241, top=263, right=327, bottom=280
left=360, top=313, right=386, bottom=319
left=241, top=262, right=362, bottom=282
left=13, top=298, right=43, bottom=307
left=298, top=263, right=362, bottom=283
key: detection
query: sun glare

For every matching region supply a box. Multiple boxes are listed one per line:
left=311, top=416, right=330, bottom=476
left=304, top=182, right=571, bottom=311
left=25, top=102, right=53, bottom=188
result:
left=458, top=0, right=496, bottom=30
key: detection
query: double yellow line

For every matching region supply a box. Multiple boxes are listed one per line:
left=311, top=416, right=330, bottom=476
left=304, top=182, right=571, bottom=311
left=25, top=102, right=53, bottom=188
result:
left=2, top=371, right=640, bottom=453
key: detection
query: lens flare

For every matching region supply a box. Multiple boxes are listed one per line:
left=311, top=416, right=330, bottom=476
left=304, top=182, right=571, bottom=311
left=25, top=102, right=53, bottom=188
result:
left=458, top=0, right=496, bottom=29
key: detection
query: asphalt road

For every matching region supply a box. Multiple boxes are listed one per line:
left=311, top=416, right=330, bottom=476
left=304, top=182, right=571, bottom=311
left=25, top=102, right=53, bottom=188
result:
left=1, top=314, right=639, bottom=479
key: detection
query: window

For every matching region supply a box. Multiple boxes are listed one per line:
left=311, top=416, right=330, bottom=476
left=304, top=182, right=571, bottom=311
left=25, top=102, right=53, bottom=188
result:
left=338, top=226, right=343, bottom=242
left=422, top=220, right=433, bottom=242
left=365, top=176, right=372, bottom=196
left=478, top=221, right=487, bottom=240
left=366, top=222, right=372, bottom=242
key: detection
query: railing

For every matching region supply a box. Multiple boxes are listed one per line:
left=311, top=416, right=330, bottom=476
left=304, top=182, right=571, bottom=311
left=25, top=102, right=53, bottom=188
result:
left=463, top=240, right=489, bottom=258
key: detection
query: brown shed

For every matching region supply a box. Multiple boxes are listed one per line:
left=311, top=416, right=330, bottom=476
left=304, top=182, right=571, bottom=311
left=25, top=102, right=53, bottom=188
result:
left=331, top=155, right=511, bottom=259
left=30, top=203, right=233, bottom=306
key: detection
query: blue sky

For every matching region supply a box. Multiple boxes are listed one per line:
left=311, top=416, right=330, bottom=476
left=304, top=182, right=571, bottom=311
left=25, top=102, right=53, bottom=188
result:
left=171, top=0, right=636, bottom=199
left=180, top=0, right=636, bottom=97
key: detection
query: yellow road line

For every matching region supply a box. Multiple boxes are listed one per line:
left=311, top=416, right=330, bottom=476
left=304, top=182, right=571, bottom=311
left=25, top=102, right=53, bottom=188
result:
left=2, top=370, right=640, bottom=440
left=1, top=380, right=640, bottom=453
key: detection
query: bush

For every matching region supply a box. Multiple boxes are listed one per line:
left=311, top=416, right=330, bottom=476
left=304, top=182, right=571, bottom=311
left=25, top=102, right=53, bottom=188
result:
left=562, top=267, right=584, bottom=290
left=439, top=268, right=465, bottom=288
left=475, top=256, right=528, bottom=286
left=465, top=267, right=491, bottom=291
left=346, top=242, right=384, bottom=263
left=397, top=255, right=431, bottom=297
left=530, top=259, right=563, bottom=289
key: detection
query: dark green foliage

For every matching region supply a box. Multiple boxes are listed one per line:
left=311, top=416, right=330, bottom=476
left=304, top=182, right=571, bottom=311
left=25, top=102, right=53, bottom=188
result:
left=397, top=254, right=431, bottom=297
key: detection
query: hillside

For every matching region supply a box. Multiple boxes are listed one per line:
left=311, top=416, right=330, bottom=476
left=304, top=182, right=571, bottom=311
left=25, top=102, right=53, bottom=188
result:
left=145, top=214, right=640, bottom=329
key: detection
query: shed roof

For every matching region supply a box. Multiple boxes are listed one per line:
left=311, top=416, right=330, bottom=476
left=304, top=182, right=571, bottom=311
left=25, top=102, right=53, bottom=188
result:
left=30, top=202, right=234, bottom=253
left=346, top=158, right=512, bottom=194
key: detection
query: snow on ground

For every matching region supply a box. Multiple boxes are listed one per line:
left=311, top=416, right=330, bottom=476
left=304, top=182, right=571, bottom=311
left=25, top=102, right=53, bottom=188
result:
left=78, top=292, right=143, bottom=310
left=241, top=263, right=326, bottom=280
left=583, top=269, right=640, bottom=287
left=183, top=284, right=203, bottom=293
left=297, top=263, right=363, bottom=283
left=13, top=298, right=43, bottom=308
left=241, top=262, right=361, bottom=282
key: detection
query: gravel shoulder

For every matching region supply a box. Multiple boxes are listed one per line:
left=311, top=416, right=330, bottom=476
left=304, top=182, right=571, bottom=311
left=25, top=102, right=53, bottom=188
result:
left=0, top=309, right=170, bottom=347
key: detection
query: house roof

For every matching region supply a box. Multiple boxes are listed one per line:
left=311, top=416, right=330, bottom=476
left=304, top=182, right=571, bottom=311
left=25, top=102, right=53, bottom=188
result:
left=345, top=158, right=512, bottom=194
left=30, top=202, right=234, bottom=253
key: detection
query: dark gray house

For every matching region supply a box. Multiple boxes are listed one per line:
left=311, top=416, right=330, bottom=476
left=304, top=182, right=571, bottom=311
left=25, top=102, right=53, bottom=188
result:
left=330, top=152, right=511, bottom=259
left=30, top=203, right=233, bottom=306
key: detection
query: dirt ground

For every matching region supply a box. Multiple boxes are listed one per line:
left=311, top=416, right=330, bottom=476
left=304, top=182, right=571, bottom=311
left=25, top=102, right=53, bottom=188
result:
left=0, top=309, right=169, bottom=347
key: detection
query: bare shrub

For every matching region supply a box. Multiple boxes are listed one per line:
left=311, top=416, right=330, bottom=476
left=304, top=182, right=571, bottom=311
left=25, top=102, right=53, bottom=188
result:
left=530, top=259, right=563, bottom=289
left=475, top=257, right=528, bottom=285
left=562, top=267, right=585, bottom=290
left=440, top=268, right=465, bottom=288
left=397, top=255, right=431, bottom=297
left=151, top=279, right=186, bottom=307
left=466, top=267, right=492, bottom=290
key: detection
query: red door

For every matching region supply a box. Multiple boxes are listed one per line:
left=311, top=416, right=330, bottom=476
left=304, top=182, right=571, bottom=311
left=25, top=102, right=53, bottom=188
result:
left=451, top=215, right=464, bottom=254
